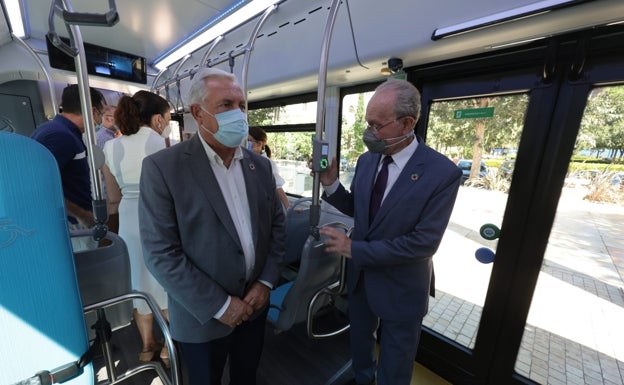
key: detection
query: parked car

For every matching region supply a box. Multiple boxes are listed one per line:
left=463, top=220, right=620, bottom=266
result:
left=500, top=159, right=516, bottom=179
left=340, top=157, right=348, bottom=171
left=457, top=159, right=488, bottom=184
left=610, top=172, right=624, bottom=188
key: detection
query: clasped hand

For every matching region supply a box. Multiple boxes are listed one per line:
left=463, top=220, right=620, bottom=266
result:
left=220, top=281, right=271, bottom=328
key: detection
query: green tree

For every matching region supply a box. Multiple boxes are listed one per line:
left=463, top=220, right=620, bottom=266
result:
left=340, top=93, right=367, bottom=166
left=578, top=86, right=624, bottom=160
left=267, top=132, right=313, bottom=160
left=248, top=107, right=277, bottom=126
left=427, top=94, right=527, bottom=160
left=353, top=94, right=366, bottom=156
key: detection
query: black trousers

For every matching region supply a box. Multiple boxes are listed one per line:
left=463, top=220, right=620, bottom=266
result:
left=176, top=309, right=267, bottom=385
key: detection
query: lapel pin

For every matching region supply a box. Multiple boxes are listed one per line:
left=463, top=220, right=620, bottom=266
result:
left=411, top=173, right=419, bottom=181
left=249, top=163, right=256, bottom=170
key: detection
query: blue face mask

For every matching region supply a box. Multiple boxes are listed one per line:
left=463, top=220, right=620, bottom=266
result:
left=200, top=107, right=248, bottom=148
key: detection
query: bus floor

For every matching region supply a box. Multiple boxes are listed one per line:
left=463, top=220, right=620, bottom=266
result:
left=92, top=316, right=450, bottom=385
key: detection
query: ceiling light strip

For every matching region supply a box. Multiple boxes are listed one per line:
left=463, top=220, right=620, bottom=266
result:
left=153, top=0, right=281, bottom=71
left=5, top=0, right=29, bottom=38
left=431, top=0, right=580, bottom=40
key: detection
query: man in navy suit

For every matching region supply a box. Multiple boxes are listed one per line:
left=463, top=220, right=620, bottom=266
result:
left=139, top=68, right=285, bottom=385
left=319, top=79, right=461, bottom=385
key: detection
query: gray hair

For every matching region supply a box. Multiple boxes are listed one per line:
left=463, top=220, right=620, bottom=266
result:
left=375, top=79, right=421, bottom=123
left=187, top=68, right=239, bottom=106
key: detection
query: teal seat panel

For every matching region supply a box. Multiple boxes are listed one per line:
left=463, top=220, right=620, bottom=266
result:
left=0, top=132, right=92, bottom=384
left=268, top=281, right=294, bottom=323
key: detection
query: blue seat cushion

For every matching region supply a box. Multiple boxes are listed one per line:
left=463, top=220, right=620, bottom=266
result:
left=268, top=281, right=294, bottom=323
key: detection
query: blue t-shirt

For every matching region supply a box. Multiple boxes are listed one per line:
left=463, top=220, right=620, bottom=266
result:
left=31, top=115, right=92, bottom=223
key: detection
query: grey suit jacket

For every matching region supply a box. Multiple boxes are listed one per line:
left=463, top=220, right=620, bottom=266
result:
left=139, top=135, right=286, bottom=343
left=323, top=137, right=461, bottom=321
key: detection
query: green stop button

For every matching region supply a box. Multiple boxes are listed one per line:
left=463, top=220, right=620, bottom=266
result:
left=480, top=223, right=501, bottom=240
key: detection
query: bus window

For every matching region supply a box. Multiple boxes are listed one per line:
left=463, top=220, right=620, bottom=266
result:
left=424, top=94, right=528, bottom=349
left=249, top=102, right=317, bottom=197
left=515, top=84, right=624, bottom=384
left=339, top=91, right=374, bottom=187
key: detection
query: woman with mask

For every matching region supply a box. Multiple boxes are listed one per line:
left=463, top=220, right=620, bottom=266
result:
left=102, top=90, right=174, bottom=367
left=248, top=126, right=290, bottom=209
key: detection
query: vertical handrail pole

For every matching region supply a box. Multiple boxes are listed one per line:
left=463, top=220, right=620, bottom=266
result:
left=150, top=4, right=276, bottom=102
left=200, top=35, right=224, bottom=67
left=53, top=0, right=108, bottom=239
left=151, top=69, right=167, bottom=93
left=172, top=54, right=191, bottom=76
left=240, top=4, right=278, bottom=105
left=310, top=0, right=343, bottom=232
left=12, top=33, right=58, bottom=114
left=152, top=54, right=191, bottom=94
left=152, top=35, right=224, bottom=95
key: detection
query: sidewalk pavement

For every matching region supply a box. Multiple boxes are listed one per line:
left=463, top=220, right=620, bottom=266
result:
left=424, top=186, right=624, bottom=385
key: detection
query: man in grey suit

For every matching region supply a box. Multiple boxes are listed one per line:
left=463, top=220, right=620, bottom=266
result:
left=139, top=68, right=285, bottom=385
left=319, top=79, right=461, bottom=385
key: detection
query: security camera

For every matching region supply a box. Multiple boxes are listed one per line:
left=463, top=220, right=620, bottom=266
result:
left=387, top=57, right=403, bottom=73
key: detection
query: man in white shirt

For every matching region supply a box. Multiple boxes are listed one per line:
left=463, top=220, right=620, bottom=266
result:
left=139, top=68, right=285, bottom=385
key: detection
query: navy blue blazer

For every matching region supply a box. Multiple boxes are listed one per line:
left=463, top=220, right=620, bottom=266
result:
left=323, top=138, right=461, bottom=320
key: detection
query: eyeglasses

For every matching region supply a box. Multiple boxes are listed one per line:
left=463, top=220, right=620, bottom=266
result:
left=366, top=118, right=398, bottom=134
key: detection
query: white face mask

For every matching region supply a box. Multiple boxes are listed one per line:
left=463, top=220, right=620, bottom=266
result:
left=160, top=122, right=172, bottom=138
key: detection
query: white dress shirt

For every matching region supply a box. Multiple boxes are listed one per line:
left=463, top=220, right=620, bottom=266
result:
left=198, top=134, right=255, bottom=319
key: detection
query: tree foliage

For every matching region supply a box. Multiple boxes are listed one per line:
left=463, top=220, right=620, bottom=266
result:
left=340, top=93, right=367, bottom=164
left=427, top=94, right=527, bottom=160
left=251, top=85, right=624, bottom=167
left=424, top=86, right=624, bottom=163
left=266, top=131, right=313, bottom=161
left=248, top=106, right=313, bottom=160
left=578, top=86, right=624, bottom=160
left=248, top=107, right=277, bottom=126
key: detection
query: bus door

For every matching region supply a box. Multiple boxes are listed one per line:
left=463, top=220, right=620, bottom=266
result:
left=413, top=27, right=624, bottom=385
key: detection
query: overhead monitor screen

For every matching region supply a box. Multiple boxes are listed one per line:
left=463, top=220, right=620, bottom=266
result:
left=46, top=36, right=147, bottom=84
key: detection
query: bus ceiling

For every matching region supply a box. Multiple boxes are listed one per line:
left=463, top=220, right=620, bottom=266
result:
left=0, top=0, right=623, bottom=102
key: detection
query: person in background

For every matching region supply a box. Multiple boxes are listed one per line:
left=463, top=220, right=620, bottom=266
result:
left=248, top=126, right=290, bottom=209
left=317, top=79, right=462, bottom=385
left=96, top=105, right=120, bottom=148
left=95, top=105, right=120, bottom=233
left=31, top=84, right=107, bottom=252
left=139, top=67, right=285, bottom=385
left=101, top=90, right=173, bottom=366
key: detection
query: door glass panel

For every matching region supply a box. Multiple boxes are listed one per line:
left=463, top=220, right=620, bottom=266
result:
left=339, top=92, right=374, bottom=188
left=423, top=94, right=528, bottom=349
left=249, top=102, right=317, bottom=197
left=267, top=131, right=315, bottom=197
left=515, top=85, right=624, bottom=384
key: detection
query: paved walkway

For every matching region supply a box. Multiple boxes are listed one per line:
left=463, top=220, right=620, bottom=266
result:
left=423, top=186, right=624, bottom=385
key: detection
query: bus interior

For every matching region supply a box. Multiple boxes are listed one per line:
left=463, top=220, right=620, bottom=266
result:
left=1, top=0, right=624, bottom=384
